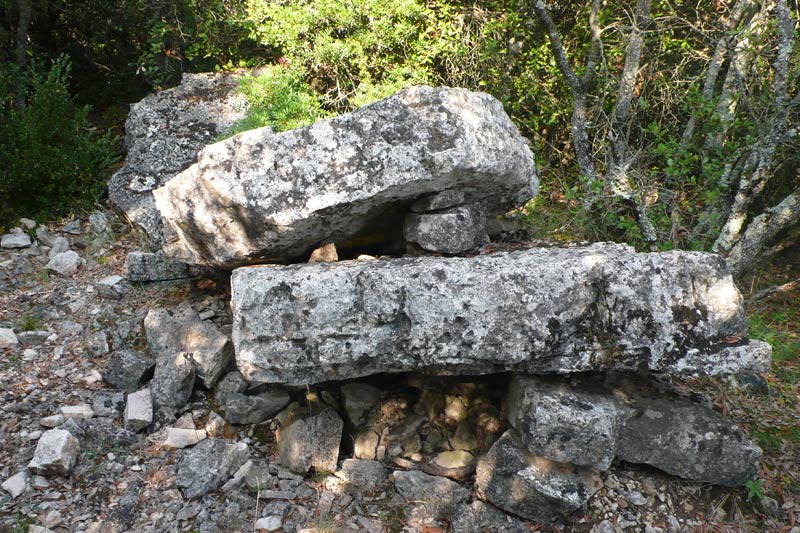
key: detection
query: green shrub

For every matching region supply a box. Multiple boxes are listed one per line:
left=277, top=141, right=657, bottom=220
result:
left=0, top=56, right=117, bottom=225
left=231, top=66, right=326, bottom=134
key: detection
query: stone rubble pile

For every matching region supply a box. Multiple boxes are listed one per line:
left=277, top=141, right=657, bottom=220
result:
left=1, top=79, right=773, bottom=531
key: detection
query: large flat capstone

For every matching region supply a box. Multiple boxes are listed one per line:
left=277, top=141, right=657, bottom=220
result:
left=232, top=242, right=770, bottom=385
left=154, top=86, right=537, bottom=268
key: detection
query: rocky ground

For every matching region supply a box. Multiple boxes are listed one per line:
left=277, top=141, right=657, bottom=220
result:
left=1, top=210, right=798, bottom=533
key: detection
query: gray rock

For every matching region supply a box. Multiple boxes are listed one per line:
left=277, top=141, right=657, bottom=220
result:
left=475, top=430, right=602, bottom=523
left=411, top=190, right=467, bottom=213
left=1, top=232, right=32, bottom=249
left=92, top=392, right=125, bottom=417
left=19, top=217, right=36, bottom=230
left=163, top=428, right=207, bottom=448
left=109, top=73, right=248, bottom=250
left=126, top=251, right=194, bottom=282
left=60, top=404, right=94, bottom=420
left=507, top=375, right=629, bottom=470
left=96, top=275, right=128, bottom=300
left=393, top=470, right=470, bottom=519
left=27, top=429, right=81, bottom=476
left=336, top=459, right=387, bottom=491
left=175, top=438, right=249, bottom=499
left=154, top=85, right=537, bottom=268
left=618, top=398, right=762, bottom=486
left=61, top=219, right=82, bottom=234
left=214, top=371, right=248, bottom=405
left=103, top=349, right=155, bottom=391
left=508, top=374, right=762, bottom=486
left=274, top=403, right=343, bottom=474
left=404, top=204, right=488, bottom=254
left=89, top=211, right=112, bottom=237
left=0, top=327, right=18, bottom=349
left=2, top=470, right=28, bottom=498
left=232, top=243, right=770, bottom=385
left=254, top=516, right=283, bottom=531
left=46, top=250, right=84, bottom=276
left=17, top=330, right=51, bottom=346
left=145, top=303, right=231, bottom=388
left=341, top=383, right=382, bottom=428
left=124, top=388, right=153, bottom=432
left=35, top=226, right=56, bottom=247
left=86, top=331, right=109, bottom=357
left=48, top=236, right=70, bottom=258
left=151, top=353, right=195, bottom=416
left=223, top=389, right=290, bottom=425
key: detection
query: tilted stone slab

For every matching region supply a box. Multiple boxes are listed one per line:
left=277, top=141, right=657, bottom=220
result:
left=232, top=242, right=771, bottom=385
left=154, top=85, right=538, bottom=268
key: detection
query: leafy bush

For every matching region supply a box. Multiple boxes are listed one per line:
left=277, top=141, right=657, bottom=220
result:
left=231, top=66, right=326, bottom=134
left=0, top=56, right=117, bottom=225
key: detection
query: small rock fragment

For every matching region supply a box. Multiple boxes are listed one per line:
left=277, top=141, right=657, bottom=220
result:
left=163, top=428, right=207, bottom=449
left=27, top=429, right=81, bottom=477
left=224, top=390, right=290, bottom=425
left=40, top=415, right=65, bottom=428
left=96, top=275, right=128, bottom=299
left=404, top=204, right=488, bottom=254
left=336, top=459, right=387, bottom=491
left=341, top=382, right=381, bottom=428
left=124, top=389, right=153, bottom=432
left=48, top=237, right=70, bottom=258
left=308, top=242, right=338, bottom=263
left=2, top=470, right=29, bottom=498
left=46, top=250, right=84, bottom=276
left=151, top=352, right=195, bottom=416
left=0, top=327, right=18, bottom=349
left=254, top=516, right=283, bottom=531
left=60, top=404, right=94, bottom=420
left=274, top=403, right=343, bottom=474
left=411, top=190, right=467, bottom=212
left=1, top=232, right=32, bottom=249
left=126, top=251, right=192, bottom=282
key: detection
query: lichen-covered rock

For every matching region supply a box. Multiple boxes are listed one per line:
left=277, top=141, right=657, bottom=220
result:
left=393, top=470, right=471, bottom=520
left=273, top=403, right=343, bottom=474
left=150, top=353, right=195, bottom=417
left=46, top=251, right=84, bottom=276
left=145, top=303, right=231, bottom=388
left=618, top=398, right=762, bottom=486
left=154, top=85, right=537, bottom=267
left=125, top=252, right=195, bottom=282
left=404, top=204, right=488, bottom=254
left=507, top=374, right=762, bottom=485
left=103, top=349, right=155, bottom=392
left=175, top=438, right=249, bottom=499
left=336, top=459, right=387, bottom=491
left=109, top=73, right=247, bottom=250
left=507, top=375, right=629, bottom=470
left=232, top=243, right=770, bottom=385
left=475, top=430, right=601, bottom=523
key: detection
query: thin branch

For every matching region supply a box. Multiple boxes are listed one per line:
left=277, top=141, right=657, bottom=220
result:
left=747, top=278, right=800, bottom=304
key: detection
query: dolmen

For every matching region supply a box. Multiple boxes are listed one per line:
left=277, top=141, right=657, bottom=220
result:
left=112, top=80, right=770, bottom=525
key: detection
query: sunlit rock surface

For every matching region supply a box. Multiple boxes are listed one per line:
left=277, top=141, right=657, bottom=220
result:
left=154, top=86, right=537, bottom=268
left=232, top=242, right=770, bottom=385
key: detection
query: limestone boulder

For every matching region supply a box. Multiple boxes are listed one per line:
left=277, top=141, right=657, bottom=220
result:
left=232, top=243, right=770, bottom=385
left=109, top=73, right=247, bottom=250
left=153, top=85, right=537, bottom=267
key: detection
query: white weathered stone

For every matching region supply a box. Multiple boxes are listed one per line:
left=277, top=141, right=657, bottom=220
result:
left=0, top=327, right=18, bottom=349
left=254, top=516, right=283, bottom=531
left=1, top=232, right=32, bottom=249
left=124, top=389, right=153, bottom=432
left=27, top=429, right=80, bottom=477
left=2, top=470, right=28, bottom=498
left=232, top=243, right=769, bottom=385
left=40, top=415, right=64, bottom=428
left=46, top=251, right=84, bottom=276
left=163, top=428, right=207, bottom=449
left=154, top=85, right=537, bottom=268
left=60, top=404, right=94, bottom=420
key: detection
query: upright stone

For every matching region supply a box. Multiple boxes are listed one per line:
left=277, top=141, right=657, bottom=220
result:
left=475, top=430, right=601, bottom=523
left=27, top=429, right=80, bottom=477
left=109, top=73, right=247, bottom=250
left=154, top=86, right=537, bottom=267
left=232, top=243, right=770, bottom=385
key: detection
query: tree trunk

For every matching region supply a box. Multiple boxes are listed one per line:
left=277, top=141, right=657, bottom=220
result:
left=14, top=0, right=33, bottom=110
